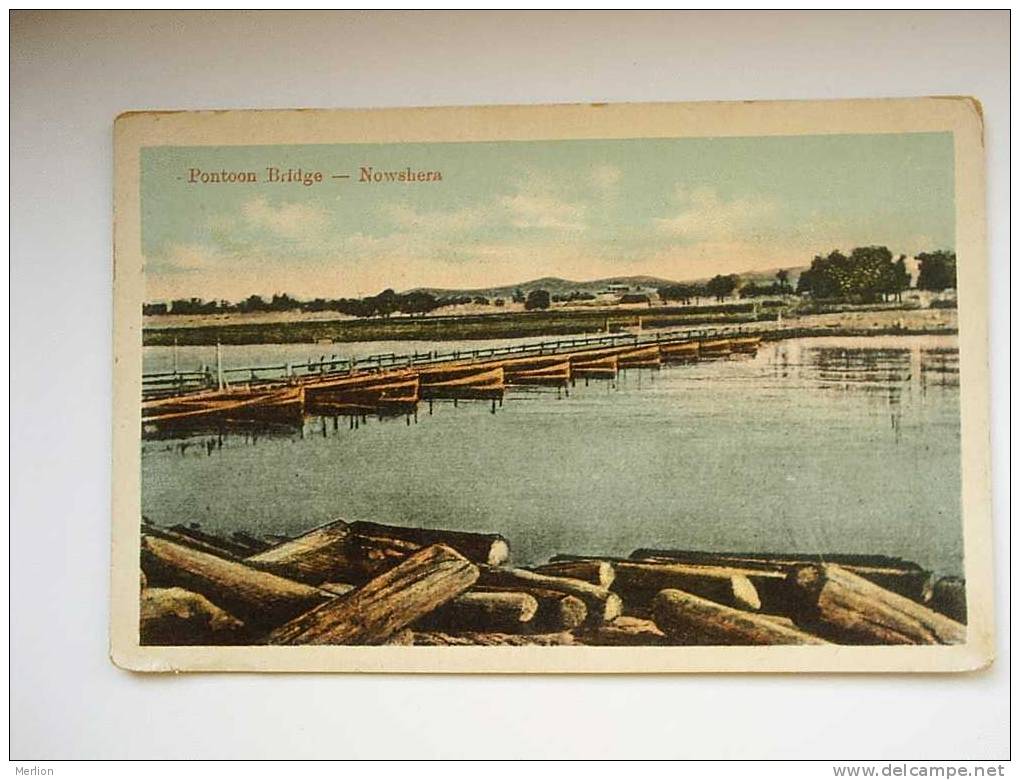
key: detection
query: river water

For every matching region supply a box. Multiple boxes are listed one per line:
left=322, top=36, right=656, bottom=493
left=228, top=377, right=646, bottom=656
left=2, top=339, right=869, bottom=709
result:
left=140, top=334, right=963, bottom=576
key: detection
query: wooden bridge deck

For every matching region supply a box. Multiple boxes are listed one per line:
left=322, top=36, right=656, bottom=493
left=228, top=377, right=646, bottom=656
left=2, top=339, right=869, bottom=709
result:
left=141, top=328, right=762, bottom=437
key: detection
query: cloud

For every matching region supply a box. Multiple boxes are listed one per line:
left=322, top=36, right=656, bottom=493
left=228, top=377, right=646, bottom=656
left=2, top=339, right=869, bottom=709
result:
left=241, top=196, right=328, bottom=240
left=145, top=242, right=223, bottom=274
left=654, top=187, right=778, bottom=241
left=382, top=203, right=489, bottom=234
left=502, top=192, right=586, bottom=232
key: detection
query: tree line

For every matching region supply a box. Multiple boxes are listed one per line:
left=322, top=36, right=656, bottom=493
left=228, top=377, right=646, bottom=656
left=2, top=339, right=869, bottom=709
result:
left=144, top=247, right=957, bottom=317
left=143, top=289, right=500, bottom=318
left=659, top=247, right=956, bottom=304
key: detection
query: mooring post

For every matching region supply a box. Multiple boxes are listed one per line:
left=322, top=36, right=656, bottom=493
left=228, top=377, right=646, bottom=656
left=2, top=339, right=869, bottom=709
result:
left=216, top=341, right=224, bottom=391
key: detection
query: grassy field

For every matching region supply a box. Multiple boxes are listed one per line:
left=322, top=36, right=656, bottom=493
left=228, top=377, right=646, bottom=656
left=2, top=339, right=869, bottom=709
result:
left=142, top=304, right=770, bottom=346
left=141, top=299, right=957, bottom=346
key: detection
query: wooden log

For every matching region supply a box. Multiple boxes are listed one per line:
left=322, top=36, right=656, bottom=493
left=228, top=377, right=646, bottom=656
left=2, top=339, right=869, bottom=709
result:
left=166, top=524, right=258, bottom=558
left=551, top=554, right=782, bottom=613
left=144, top=524, right=242, bottom=560
left=229, top=530, right=275, bottom=556
left=141, top=535, right=332, bottom=631
left=411, top=631, right=575, bottom=646
left=631, top=548, right=918, bottom=569
left=787, top=564, right=966, bottom=645
left=140, top=587, right=246, bottom=645
left=348, top=521, right=510, bottom=567
left=515, top=587, right=588, bottom=632
left=532, top=560, right=615, bottom=588
left=631, top=548, right=933, bottom=602
left=385, top=628, right=415, bottom=646
left=250, top=520, right=509, bottom=584
left=477, top=567, right=621, bottom=626
left=610, top=561, right=763, bottom=613
left=245, top=520, right=354, bottom=584
left=414, top=590, right=539, bottom=634
left=268, top=544, right=479, bottom=645
left=652, top=589, right=830, bottom=646
left=929, top=576, right=967, bottom=624
left=574, top=616, right=668, bottom=646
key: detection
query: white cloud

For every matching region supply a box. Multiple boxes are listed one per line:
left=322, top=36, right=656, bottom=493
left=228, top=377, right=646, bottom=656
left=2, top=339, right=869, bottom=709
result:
left=383, top=203, right=489, bottom=234
left=655, top=187, right=778, bottom=240
left=241, top=196, right=328, bottom=240
left=153, top=243, right=221, bottom=272
left=502, top=192, right=586, bottom=232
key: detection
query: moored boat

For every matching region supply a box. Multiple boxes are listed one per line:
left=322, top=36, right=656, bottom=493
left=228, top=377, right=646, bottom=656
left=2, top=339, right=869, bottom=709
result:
left=698, top=338, right=732, bottom=357
left=617, top=345, right=662, bottom=370
left=730, top=336, right=762, bottom=354
left=421, top=366, right=505, bottom=400
left=660, top=341, right=699, bottom=362
left=141, top=386, right=305, bottom=436
left=306, top=376, right=420, bottom=416
left=506, top=361, right=571, bottom=387
left=571, top=353, right=619, bottom=380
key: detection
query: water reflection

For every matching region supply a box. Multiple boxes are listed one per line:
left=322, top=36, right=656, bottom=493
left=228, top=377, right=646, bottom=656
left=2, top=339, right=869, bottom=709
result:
left=766, top=339, right=959, bottom=444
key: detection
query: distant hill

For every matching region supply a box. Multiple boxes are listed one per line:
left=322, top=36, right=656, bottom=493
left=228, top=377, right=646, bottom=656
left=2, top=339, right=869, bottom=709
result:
left=405, top=275, right=682, bottom=300
left=405, top=269, right=807, bottom=299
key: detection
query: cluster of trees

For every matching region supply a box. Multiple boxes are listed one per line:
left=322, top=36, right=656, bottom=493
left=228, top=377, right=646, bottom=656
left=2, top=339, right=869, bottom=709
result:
left=658, top=274, right=747, bottom=304
left=524, top=290, right=551, bottom=310
left=795, top=246, right=911, bottom=301
left=144, top=290, right=495, bottom=318
left=551, top=291, right=597, bottom=303
left=916, top=251, right=957, bottom=291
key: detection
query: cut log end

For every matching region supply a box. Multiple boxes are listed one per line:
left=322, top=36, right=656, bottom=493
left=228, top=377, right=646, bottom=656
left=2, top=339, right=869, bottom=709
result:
left=488, top=539, right=511, bottom=567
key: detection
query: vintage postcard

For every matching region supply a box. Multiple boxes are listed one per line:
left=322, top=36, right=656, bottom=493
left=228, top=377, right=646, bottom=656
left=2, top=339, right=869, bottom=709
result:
left=111, top=98, right=993, bottom=672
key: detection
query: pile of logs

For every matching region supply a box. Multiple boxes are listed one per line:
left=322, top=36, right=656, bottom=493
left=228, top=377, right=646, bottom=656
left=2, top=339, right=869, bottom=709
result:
left=138, top=519, right=967, bottom=647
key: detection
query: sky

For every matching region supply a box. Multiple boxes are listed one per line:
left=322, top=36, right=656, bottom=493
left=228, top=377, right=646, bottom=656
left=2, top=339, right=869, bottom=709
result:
left=141, top=132, right=954, bottom=301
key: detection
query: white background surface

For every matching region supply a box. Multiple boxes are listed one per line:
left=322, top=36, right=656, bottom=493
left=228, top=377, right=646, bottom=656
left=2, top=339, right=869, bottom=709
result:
left=10, top=10, right=1010, bottom=759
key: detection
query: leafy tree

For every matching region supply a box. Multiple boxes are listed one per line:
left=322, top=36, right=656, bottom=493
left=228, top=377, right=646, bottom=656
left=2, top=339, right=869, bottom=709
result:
left=239, top=294, right=268, bottom=313
left=399, top=291, right=439, bottom=315
left=705, top=274, right=740, bottom=302
left=524, top=289, right=551, bottom=310
left=891, top=255, right=911, bottom=301
left=512, top=288, right=526, bottom=304
left=367, top=288, right=399, bottom=317
left=916, top=250, right=957, bottom=291
left=775, top=269, right=790, bottom=292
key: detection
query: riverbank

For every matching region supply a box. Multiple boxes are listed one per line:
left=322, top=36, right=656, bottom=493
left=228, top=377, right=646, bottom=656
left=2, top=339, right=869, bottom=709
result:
left=142, top=302, right=956, bottom=347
